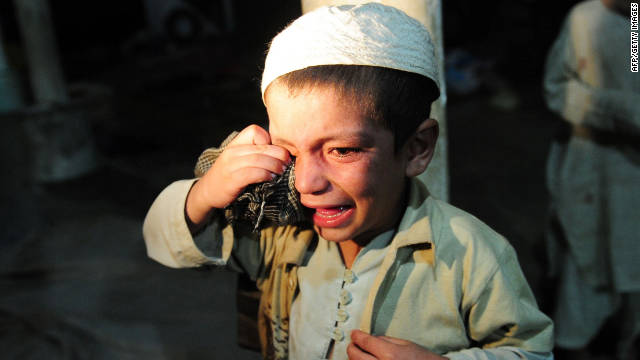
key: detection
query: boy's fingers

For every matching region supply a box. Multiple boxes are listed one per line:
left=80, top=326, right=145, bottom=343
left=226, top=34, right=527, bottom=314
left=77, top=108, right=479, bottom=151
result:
left=346, top=342, right=378, bottom=360
left=232, top=167, right=277, bottom=186
left=377, top=335, right=410, bottom=346
left=229, top=154, right=287, bottom=176
left=231, top=125, right=271, bottom=146
left=226, top=144, right=291, bottom=164
left=350, top=330, right=394, bottom=358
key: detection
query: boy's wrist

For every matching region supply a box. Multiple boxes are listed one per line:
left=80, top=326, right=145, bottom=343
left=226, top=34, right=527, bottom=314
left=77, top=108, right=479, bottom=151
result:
left=185, top=179, right=217, bottom=231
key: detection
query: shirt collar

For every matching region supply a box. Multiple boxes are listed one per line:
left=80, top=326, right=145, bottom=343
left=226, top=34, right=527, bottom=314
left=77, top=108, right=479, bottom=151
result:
left=392, top=178, right=435, bottom=249
left=277, top=178, right=435, bottom=266
left=278, top=227, right=317, bottom=266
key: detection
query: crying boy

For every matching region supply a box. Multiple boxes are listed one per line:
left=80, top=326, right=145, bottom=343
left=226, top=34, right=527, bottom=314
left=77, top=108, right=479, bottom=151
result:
left=143, top=3, right=553, bottom=360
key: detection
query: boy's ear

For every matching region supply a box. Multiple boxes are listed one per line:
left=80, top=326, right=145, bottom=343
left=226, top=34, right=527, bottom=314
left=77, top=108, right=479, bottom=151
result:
left=404, top=118, right=439, bottom=177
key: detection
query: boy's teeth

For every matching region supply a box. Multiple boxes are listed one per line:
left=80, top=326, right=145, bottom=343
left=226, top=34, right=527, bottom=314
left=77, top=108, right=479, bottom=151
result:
left=316, top=206, right=350, bottom=218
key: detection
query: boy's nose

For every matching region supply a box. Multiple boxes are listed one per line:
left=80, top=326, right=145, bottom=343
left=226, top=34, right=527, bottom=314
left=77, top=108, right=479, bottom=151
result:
left=293, top=155, right=329, bottom=195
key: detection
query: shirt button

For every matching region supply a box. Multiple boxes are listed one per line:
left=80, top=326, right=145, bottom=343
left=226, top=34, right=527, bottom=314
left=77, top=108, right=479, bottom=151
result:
left=344, top=269, right=356, bottom=284
left=336, top=308, right=349, bottom=322
left=288, top=277, right=295, bottom=289
left=332, top=328, right=345, bottom=342
left=339, top=289, right=352, bottom=306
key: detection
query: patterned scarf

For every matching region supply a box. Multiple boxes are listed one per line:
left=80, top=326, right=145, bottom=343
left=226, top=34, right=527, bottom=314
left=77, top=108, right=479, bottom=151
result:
left=194, top=132, right=307, bottom=232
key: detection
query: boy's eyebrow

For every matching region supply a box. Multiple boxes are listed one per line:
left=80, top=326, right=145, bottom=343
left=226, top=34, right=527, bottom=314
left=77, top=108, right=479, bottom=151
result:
left=272, top=131, right=377, bottom=147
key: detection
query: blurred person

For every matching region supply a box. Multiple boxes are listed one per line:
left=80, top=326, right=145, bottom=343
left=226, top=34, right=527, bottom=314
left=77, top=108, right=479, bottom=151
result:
left=543, top=0, right=640, bottom=359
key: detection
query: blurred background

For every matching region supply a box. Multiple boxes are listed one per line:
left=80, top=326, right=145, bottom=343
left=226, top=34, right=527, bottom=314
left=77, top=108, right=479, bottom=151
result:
left=0, top=0, right=613, bottom=358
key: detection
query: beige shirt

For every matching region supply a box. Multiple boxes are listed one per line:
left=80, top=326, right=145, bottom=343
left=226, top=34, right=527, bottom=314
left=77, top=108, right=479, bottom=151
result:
left=543, top=0, right=640, bottom=291
left=143, top=178, right=553, bottom=359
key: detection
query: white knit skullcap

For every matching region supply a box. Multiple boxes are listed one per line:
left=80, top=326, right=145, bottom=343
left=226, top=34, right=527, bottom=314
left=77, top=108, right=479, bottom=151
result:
left=261, top=3, right=440, bottom=99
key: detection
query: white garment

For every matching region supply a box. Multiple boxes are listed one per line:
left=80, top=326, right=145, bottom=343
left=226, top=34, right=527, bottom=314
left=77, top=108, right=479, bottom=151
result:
left=543, top=0, right=640, bottom=356
left=544, top=0, right=640, bottom=292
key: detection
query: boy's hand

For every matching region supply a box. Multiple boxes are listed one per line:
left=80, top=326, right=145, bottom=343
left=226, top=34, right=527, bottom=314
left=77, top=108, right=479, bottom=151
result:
left=347, top=330, right=447, bottom=360
left=186, top=125, right=291, bottom=227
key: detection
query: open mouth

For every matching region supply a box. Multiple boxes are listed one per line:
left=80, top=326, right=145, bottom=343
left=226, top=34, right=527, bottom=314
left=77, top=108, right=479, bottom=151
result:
left=312, top=205, right=354, bottom=227
left=315, top=206, right=352, bottom=218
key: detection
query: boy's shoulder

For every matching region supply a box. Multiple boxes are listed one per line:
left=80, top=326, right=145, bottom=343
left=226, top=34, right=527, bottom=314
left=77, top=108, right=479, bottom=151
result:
left=401, top=179, right=514, bottom=268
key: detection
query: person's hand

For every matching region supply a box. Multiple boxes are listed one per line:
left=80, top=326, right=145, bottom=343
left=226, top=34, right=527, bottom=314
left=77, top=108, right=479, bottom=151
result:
left=186, top=125, right=291, bottom=226
left=347, top=330, right=448, bottom=360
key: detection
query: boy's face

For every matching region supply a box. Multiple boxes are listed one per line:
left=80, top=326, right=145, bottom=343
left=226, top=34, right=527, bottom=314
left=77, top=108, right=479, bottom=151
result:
left=265, top=83, right=409, bottom=244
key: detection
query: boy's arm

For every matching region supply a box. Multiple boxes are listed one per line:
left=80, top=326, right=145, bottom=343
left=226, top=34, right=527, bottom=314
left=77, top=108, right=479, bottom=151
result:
left=143, top=125, right=291, bottom=269
left=346, top=242, right=553, bottom=360
left=143, top=178, right=228, bottom=268
left=443, top=244, right=554, bottom=359
left=186, top=125, right=292, bottom=227
left=348, top=332, right=552, bottom=360
left=142, top=177, right=271, bottom=281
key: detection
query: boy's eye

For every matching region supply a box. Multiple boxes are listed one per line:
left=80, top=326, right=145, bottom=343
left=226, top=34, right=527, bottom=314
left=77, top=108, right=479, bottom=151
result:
left=330, top=147, right=362, bottom=157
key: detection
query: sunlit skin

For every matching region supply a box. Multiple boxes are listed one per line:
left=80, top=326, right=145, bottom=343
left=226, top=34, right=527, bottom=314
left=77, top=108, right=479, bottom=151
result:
left=265, top=82, right=409, bottom=266
left=188, top=81, right=439, bottom=268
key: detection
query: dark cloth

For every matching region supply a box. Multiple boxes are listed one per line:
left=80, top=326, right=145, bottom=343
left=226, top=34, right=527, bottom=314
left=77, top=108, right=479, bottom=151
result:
left=194, top=132, right=307, bottom=232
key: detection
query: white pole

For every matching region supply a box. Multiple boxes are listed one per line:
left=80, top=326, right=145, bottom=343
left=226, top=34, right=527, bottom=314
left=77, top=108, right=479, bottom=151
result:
left=0, top=25, right=25, bottom=112
left=14, top=0, right=68, bottom=105
left=222, top=0, right=235, bottom=32
left=301, top=0, right=449, bottom=201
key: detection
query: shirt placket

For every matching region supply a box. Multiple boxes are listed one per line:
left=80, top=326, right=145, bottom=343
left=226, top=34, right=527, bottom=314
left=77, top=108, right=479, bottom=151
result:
left=325, top=268, right=357, bottom=358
